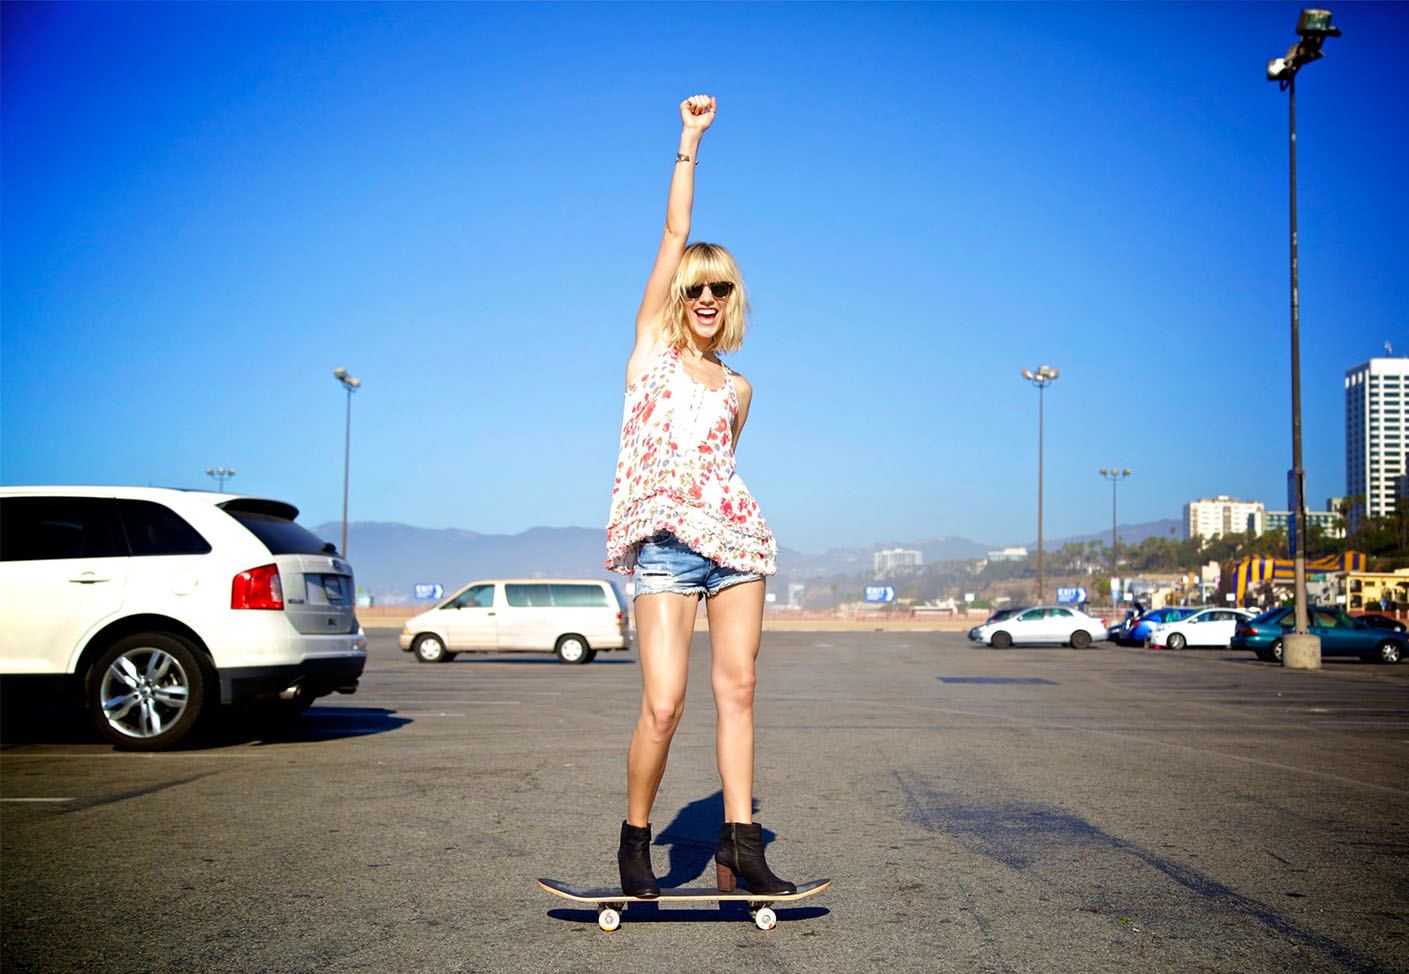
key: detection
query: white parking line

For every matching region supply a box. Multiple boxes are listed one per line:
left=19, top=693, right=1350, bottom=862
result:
left=2, top=797, right=74, bottom=803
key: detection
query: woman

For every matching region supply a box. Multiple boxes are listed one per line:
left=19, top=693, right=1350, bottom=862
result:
left=604, top=95, right=794, bottom=898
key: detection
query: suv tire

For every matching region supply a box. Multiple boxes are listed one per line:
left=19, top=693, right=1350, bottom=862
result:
left=85, top=633, right=211, bottom=750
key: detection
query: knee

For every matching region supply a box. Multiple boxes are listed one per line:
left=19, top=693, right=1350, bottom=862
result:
left=643, top=699, right=684, bottom=739
left=713, top=670, right=756, bottom=711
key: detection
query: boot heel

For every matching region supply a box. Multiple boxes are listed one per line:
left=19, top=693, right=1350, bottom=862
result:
left=716, top=862, right=738, bottom=892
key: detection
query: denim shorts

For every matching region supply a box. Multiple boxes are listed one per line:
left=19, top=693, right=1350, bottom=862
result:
left=633, top=532, right=763, bottom=599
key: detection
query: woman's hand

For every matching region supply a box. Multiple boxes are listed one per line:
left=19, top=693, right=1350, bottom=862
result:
left=680, top=95, right=716, bottom=134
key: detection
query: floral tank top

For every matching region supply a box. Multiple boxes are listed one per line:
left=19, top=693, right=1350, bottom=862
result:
left=605, top=344, right=777, bottom=576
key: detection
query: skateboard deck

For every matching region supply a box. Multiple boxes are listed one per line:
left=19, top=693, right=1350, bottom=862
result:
left=537, top=877, right=831, bottom=931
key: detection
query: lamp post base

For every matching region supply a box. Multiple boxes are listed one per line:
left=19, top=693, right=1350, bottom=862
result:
left=1282, top=633, right=1321, bottom=670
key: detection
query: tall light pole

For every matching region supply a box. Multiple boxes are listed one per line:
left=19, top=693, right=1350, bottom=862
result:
left=333, top=368, right=362, bottom=557
left=1268, top=8, right=1339, bottom=669
left=1099, top=467, right=1131, bottom=598
left=1021, top=365, right=1059, bottom=604
left=205, top=466, right=236, bottom=491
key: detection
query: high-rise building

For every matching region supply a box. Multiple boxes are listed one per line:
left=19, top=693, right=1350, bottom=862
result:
left=874, top=547, right=922, bottom=575
left=1345, top=358, right=1409, bottom=520
left=1183, top=496, right=1265, bottom=541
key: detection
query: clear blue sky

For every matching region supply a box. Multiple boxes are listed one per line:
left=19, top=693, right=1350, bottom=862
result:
left=4, top=2, right=1406, bottom=553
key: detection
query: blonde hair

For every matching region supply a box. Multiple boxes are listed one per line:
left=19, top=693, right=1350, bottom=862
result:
left=663, top=242, right=751, bottom=355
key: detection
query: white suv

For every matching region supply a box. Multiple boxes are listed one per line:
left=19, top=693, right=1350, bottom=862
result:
left=0, top=486, right=367, bottom=749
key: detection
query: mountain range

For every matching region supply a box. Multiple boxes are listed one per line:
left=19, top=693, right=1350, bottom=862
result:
left=317, top=518, right=1182, bottom=605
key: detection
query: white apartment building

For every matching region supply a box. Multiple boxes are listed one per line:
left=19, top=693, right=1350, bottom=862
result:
left=1346, top=358, right=1409, bottom=519
left=874, top=547, right=923, bottom=574
left=1183, top=496, right=1265, bottom=541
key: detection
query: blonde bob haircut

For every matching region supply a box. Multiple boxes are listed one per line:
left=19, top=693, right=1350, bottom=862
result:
left=663, top=242, right=751, bottom=355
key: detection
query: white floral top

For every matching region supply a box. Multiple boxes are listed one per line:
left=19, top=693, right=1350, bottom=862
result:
left=605, top=344, right=777, bottom=576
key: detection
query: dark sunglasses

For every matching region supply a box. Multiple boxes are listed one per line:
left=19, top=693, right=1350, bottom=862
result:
left=684, top=281, right=735, bottom=300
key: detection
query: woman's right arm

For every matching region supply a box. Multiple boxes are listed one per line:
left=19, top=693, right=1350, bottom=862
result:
left=627, top=95, right=715, bottom=384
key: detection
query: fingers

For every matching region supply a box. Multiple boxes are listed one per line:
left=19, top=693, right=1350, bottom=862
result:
left=680, top=94, right=716, bottom=117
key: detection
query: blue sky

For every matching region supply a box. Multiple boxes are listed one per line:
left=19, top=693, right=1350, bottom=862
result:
left=4, top=2, right=1406, bottom=553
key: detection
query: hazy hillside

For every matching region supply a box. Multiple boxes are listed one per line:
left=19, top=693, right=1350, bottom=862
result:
left=317, top=518, right=1183, bottom=604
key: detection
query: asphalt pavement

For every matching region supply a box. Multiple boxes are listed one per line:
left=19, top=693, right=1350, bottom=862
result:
left=3, top=630, right=1407, bottom=973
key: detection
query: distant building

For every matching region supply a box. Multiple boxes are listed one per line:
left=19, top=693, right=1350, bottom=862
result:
left=1264, top=506, right=1346, bottom=539
left=987, top=546, right=1029, bottom=561
left=1183, top=496, right=1265, bottom=541
left=874, top=547, right=922, bottom=574
left=1346, top=357, right=1409, bottom=521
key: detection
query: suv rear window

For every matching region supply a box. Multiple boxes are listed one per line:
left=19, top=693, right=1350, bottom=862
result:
left=0, top=496, right=126, bottom=561
left=119, top=500, right=212, bottom=556
left=222, top=510, right=335, bottom=556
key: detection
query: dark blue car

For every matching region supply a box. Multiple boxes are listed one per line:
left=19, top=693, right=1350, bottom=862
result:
left=1126, top=607, right=1200, bottom=645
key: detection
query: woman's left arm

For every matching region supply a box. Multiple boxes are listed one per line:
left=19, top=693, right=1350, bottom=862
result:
left=731, top=374, right=753, bottom=450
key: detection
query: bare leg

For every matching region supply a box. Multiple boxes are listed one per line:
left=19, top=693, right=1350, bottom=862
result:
left=626, top=591, right=698, bottom=827
left=705, top=579, right=765, bottom=824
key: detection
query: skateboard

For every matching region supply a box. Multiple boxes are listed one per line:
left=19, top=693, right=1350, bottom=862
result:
left=537, top=877, right=831, bottom=931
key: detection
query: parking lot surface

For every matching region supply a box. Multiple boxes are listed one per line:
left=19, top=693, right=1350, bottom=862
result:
left=3, top=631, right=1407, bottom=973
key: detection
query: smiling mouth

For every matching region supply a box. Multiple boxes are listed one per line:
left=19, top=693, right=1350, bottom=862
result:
left=694, top=308, right=718, bottom=326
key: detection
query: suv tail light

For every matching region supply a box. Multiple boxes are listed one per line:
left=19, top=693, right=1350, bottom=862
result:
left=232, top=564, right=284, bottom=610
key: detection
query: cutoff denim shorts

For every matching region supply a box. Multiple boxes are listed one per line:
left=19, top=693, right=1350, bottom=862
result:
left=633, top=532, right=763, bottom=600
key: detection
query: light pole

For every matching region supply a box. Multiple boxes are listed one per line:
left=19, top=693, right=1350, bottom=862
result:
left=1021, top=365, right=1059, bottom=604
left=333, top=368, right=362, bottom=558
left=1099, top=467, right=1131, bottom=598
left=1268, top=8, right=1339, bottom=669
left=205, top=466, right=236, bottom=491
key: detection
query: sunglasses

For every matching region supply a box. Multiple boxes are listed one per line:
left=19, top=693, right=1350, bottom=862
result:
left=684, top=281, right=735, bottom=300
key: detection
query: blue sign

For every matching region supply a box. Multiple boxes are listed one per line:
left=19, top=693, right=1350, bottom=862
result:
left=414, top=583, right=444, bottom=601
left=865, top=585, right=896, bottom=603
left=1056, top=587, right=1088, bottom=604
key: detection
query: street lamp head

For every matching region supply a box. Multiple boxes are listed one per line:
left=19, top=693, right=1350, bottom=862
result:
left=1100, top=467, right=1108, bottom=476
left=1122, top=467, right=1131, bottom=476
left=1022, top=368, right=1033, bottom=379
left=347, top=377, right=361, bottom=389
left=205, top=467, right=214, bottom=475
left=333, top=368, right=348, bottom=380
left=1297, top=8, right=1340, bottom=38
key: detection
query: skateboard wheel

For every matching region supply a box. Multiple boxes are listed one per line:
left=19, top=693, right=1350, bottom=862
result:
left=753, top=907, right=777, bottom=931
left=598, top=906, right=620, bottom=932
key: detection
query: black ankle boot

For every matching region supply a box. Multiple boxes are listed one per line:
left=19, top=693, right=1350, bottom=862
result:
left=617, top=821, right=660, bottom=898
left=714, top=822, right=796, bottom=895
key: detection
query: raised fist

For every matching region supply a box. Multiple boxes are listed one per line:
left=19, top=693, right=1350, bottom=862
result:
left=680, top=95, right=717, bottom=133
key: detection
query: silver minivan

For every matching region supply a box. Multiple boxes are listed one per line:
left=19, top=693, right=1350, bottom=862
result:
left=398, top=578, right=630, bottom=664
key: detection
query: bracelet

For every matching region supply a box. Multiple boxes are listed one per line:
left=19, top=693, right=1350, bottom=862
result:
left=676, top=153, right=697, bottom=165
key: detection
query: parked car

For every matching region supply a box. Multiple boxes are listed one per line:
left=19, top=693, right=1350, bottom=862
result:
left=1105, top=607, right=1141, bottom=644
left=0, top=487, right=367, bottom=749
left=1354, top=613, right=1407, bottom=633
left=399, top=578, right=630, bottom=663
left=1231, top=606, right=1406, bottom=664
left=971, top=605, right=1109, bottom=649
left=1147, top=608, right=1257, bottom=649
left=968, top=606, right=1029, bottom=641
left=1124, top=607, right=1200, bottom=645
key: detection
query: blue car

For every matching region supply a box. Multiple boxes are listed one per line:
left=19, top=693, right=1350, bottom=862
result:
left=1126, top=607, right=1200, bottom=645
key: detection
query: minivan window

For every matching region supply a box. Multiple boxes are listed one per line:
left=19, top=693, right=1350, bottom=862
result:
left=119, top=500, right=212, bottom=556
left=224, top=510, right=335, bottom=556
left=549, top=584, right=608, bottom=607
left=505, top=584, right=553, bottom=607
left=0, top=496, right=125, bottom=561
left=449, top=584, right=494, bottom=608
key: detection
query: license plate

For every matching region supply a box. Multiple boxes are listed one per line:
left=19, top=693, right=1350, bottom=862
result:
left=323, top=576, right=348, bottom=603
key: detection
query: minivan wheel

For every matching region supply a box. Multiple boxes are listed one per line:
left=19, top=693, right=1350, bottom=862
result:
left=556, top=634, right=591, bottom=664
left=413, top=634, right=448, bottom=663
left=1377, top=641, right=1402, bottom=665
left=1071, top=630, right=1092, bottom=650
left=85, top=633, right=210, bottom=750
